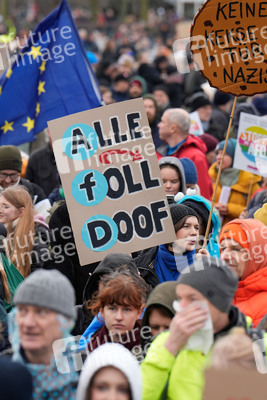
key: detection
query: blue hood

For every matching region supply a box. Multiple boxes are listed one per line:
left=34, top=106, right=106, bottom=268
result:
left=178, top=194, right=220, bottom=257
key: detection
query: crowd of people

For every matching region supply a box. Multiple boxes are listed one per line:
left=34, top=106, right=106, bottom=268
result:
left=1, top=4, right=267, bottom=400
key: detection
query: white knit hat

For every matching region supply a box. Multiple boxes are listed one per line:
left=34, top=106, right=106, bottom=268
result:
left=76, top=343, right=142, bottom=400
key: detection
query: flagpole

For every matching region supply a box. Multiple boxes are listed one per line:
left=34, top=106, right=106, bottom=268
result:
left=203, top=96, right=237, bottom=249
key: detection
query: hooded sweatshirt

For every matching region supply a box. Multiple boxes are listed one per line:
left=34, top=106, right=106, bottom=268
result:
left=76, top=342, right=142, bottom=400
left=179, top=194, right=220, bottom=257
left=219, top=218, right=267, bottom=326
left=159, top=156, right=186, bottom=195
left=141, top=281, right=176, bottom=349
left=157, top=135, right=213, bottom=199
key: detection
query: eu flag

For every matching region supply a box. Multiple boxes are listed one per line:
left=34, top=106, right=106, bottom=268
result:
left=0, top=0, right=103, bottom=146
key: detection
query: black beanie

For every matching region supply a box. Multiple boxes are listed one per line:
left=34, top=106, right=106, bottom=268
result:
left=189, top=92, right=211, bottom=112
left=0, top=145, right=22, bottom=172
left=170, top=203, right=199, bottom=226
left=177, top=257, right=238, bottom=313
left=181, top=199, right=211, bottom=234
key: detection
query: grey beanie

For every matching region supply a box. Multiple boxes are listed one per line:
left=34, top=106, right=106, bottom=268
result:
left=177, top=257, right=238, bottom=313
left=14, top=269, right=76, bottom=319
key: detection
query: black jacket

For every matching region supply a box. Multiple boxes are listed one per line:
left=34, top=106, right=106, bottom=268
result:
left=134, top=247, right=160, bottom=288
left=25, top=144, right=58, bottom=196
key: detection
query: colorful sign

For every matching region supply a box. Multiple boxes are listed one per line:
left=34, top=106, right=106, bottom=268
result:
left=233, top=112, right=267, bottom=176
left=190, top=0, right=267, bottom=96
left=189, top=111, right=204, bottom=136
left=48, top=98, right=176, bottom=265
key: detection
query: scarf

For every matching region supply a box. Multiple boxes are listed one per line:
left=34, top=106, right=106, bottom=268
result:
left=220, top=167, right=240, bottom=187
left=88, top=321, right=141, bottom=353
left=154, top=244, right=196, bottom=283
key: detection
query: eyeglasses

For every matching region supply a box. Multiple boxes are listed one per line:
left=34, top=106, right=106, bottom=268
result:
left=0, top=173, right=20, bottom=181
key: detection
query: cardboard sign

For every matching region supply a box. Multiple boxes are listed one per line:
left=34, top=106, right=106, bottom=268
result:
left=189, top=111, right=204, bottom=136
left=233, top=112, right=267, bottom=176
left=204, top=368, right=267, bottom=400
left=190, top=0, right=267, bottom=96
left=48, top=98, right=176, bottom=265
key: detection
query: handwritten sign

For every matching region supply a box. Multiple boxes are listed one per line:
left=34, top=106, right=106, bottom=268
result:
left=48, top=98, right=176, bottom=265
left=190, top=0, right=267, bottom=96
left=233, top=112, right=267, bottom=176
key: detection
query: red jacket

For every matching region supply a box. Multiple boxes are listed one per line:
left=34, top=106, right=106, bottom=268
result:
left=157, top=135, right=212, bottom=199
left=233, top=268, right=267, bottom=327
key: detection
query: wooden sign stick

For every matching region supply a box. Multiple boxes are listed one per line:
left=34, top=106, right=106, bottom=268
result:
left=203, top=96, right=237, bottom=249
left=246, top=174, right=254, bottom=208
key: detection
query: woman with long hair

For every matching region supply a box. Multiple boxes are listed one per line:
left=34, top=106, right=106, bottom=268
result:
left=0, top=185, right=50, bottom=277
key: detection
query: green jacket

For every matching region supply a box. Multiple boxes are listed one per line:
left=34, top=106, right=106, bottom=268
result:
left=141, top=331, right=207, bottom=400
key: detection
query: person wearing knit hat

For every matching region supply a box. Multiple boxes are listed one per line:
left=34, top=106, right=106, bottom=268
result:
left=152, top=84, right=171, bottom=115
left=179, top=158, right=201, bottom=195
left=0, top=145, right=48, bottom=211
left=209, top=139, right=261, bottom=225
left=134, top=203, right=202, bottom=284
left=219, top=218, right=267, bottom=326
left=178, top=194, right=220, bottom=257
left=199, top=133, right=219, bottom=166
left=9, top=269, right=78, bottom=399
left=188, top=91, right=212, bottom=132
left=129, top=75, right=148, bottom=98
left=208, top=90, right=233, bottom=142
left=76, top=343, right=142, bottom=400
left=141, top=257, right=253, bottom=400
left=159, top=156, right=186, bottom=196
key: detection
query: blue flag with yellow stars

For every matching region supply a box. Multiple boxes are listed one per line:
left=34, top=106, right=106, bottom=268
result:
left=0, top=0, right=103, bottom=145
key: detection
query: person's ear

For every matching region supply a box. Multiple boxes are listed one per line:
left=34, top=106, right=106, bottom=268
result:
left=100, top=308, right=104, bottom=318
left=19, top=207, right=25, bottom=217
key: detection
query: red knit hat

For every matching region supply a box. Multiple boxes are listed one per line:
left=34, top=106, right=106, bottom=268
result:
left=219, top=223, right=249, bottom=249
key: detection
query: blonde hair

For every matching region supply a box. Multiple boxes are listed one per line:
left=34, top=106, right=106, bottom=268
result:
left=0, top=257, right=10, bottom=303
left=1, top=185, right=35, bottom=277
left=211, top=328, right=263, bottom=371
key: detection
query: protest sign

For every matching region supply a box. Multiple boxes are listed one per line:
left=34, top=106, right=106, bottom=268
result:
left=204, top=368, right=267, bottom=399
left=233, top=112, right=267, bottom=176
left=190, top=0, right=267, bottom=96
left=189, top=111, right=204, bottom=136
left=48, top=98, right=176, bottom=265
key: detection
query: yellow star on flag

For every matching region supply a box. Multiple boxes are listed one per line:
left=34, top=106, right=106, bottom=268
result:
left=6, top=68, right=12, bottom=78
left=39, top=61, right=46, bottom=74
left=28, top=45, right=42, bottom=60
left=22, top=117, right=35, bottom=133
left=0, top=86, right=2, bottom=95
left=1, top=120, right=14, bottom=134
left=35, top=102, right=40, bottom=117
left=38, top=81, right=46, bottom=96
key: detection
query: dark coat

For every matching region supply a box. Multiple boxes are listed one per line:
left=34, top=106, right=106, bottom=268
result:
left=25, top=144, right=58, bottom=196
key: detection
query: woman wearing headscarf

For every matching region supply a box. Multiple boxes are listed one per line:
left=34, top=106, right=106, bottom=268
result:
left=219, top=218, right=267, bottom=327
left=209, top=138, right=261, bottom=225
